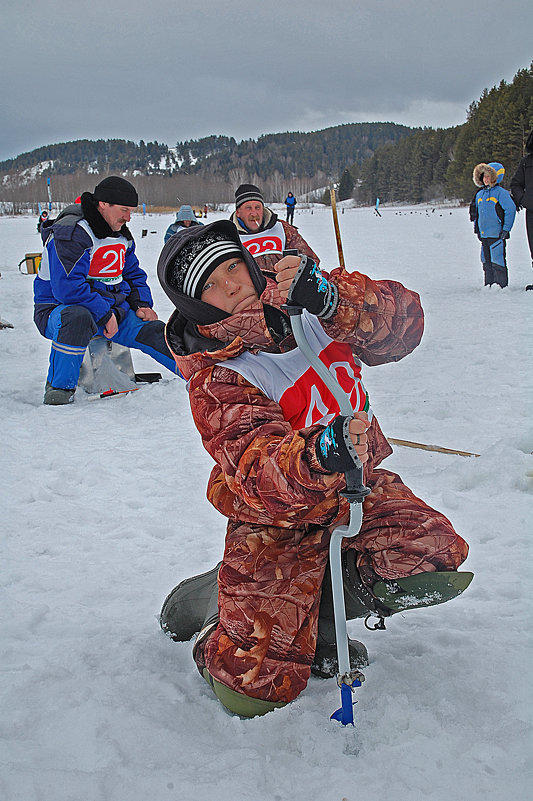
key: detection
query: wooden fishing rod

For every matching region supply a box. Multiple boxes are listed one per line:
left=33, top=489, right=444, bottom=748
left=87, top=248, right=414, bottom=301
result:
left=329, top=188, right=345, bottom=268
left=387, top=438, right=480, bottom=458
left=327, top=195, right=480, bottom=460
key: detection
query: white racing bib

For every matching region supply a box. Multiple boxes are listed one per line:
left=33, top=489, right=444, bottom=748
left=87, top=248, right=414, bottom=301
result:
left=222, top=311, right=371, bottom=428
left=78, top=219, right=129, bottom=285
left=239, top=221, right=287, bottom=260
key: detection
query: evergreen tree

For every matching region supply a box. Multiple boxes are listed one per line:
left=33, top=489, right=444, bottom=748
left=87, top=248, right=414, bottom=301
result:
left=338, top=168, right=355, bottom=200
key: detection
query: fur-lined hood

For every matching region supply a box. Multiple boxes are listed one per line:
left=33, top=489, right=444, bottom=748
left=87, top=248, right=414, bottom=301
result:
left=473, top=162, right=505, bottom=188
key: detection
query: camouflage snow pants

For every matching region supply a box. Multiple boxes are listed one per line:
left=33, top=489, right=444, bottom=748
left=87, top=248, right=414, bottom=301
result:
left=194, top=468, right=469, bottom=710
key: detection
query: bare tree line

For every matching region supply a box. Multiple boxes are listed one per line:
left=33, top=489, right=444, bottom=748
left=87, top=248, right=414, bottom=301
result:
left=0, top=169, right=330, bottom=214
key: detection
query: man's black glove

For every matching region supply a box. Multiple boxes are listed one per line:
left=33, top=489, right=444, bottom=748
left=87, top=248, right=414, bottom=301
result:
left=112, top=305, right=128, bottom=326
left=315, top=415, right=360, bottom=473
left=500, top=230, right=510, bottom=240
left=287, top=254, right=338, bottom=319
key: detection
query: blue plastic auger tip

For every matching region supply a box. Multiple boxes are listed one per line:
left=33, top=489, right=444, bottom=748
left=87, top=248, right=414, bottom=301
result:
left=330, top=683, right=358, bottom=726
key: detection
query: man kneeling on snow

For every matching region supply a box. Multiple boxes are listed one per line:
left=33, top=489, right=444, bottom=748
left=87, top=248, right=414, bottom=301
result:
left=33, top=176, right=179, bottom=405
left=157, top=220, right=471, bottom=717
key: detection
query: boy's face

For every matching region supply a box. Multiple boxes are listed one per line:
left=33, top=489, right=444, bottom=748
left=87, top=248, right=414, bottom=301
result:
left=200, top=256, right=258, bottom=314
left=237, top=201, right=264, bottom=231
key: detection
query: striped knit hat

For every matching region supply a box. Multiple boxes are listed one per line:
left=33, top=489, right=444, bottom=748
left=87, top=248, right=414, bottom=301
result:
left=169, top=231, right=242, bottom=299
left=235, top=183, right=264, bottom=209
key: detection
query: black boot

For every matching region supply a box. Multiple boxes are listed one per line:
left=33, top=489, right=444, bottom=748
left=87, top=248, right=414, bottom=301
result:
left=492, top=263, right=508, bottom=288
left=482, top=262, right=494, bottom=286
left=160, top=563, right=221, bottom=641
left=311, top=564, right=369, bottom=679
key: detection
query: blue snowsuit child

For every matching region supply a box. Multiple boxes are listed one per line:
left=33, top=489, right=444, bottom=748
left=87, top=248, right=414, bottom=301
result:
left=470, top=162, right=516, bottom=288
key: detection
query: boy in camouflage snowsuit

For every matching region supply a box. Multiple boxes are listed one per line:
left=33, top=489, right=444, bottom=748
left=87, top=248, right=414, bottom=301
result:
left=157, top=220, right=470, bottom=717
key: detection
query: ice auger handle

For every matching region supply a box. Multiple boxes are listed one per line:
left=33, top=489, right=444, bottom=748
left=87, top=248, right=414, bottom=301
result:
left=343, top=466, right=372, bottom=504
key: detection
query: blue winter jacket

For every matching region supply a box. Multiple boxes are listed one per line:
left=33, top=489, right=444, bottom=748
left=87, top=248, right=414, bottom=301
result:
left=473, top=162, right=516, bottom=239
left=34, top=201, right=154, bottom=331
left=164, top=218, right=203, bottom=243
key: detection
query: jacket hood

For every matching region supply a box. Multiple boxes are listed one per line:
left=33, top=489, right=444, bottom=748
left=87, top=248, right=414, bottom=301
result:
left=164, top=276, right=292, bottom=380
left=157, top=219, right=267, bottom=326
left=176, top=204, right=196, bottom=222
left=39, top=202, right=82, bottom=242
left=473, top=162, right=505, bottom=188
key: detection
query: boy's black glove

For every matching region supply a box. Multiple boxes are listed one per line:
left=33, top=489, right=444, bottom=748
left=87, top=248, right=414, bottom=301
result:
left=315, top=415, right=360, bottom=473
left=500, top=230, right=510, bottom=240
left=287, top=254, right=338, bottom=319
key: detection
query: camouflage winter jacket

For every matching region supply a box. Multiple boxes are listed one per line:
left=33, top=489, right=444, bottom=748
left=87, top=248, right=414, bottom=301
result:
left=165, top=266, right=424, bottom=531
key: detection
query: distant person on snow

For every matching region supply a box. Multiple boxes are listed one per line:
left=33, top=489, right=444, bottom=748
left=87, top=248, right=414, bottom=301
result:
left=34, top=176, right=180, bottom=405
left=37, top=210, right=48, bottom=233
left=230, top=183, right=319, bottom=273
left=164, top=204, right=204, bottom=244
left=469, top=161, right=515, bottom=288
left=156, top=219, right=471, bottom=718
left=285, top=191, right=296, bottom=224
left=510, top=129, right=533, bottom=290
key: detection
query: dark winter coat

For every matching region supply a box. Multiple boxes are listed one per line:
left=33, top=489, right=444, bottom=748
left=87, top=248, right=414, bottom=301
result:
left=158, top=227, right=468, bottom=705
left=511, top=152, right=533, bottom=212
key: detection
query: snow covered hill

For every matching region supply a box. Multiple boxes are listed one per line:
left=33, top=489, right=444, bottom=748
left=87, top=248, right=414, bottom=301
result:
left=1, top=205, right=531, bottom=801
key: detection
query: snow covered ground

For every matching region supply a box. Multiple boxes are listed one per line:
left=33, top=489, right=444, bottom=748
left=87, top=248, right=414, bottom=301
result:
left=1, top=204, right=532, bottom=801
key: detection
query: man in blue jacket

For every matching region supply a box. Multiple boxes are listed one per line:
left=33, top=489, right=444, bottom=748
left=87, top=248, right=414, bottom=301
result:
left=470, top=162, right=516, bottom=288
left=34, top=176, right=179, bottom=405
left=285, top=191, right=296, bottom=224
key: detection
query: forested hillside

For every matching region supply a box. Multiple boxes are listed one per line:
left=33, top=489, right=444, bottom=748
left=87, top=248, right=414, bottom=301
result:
left=0, top=123, right=413, bottom=210
left=1, top=64, right=531, bottom=211
left=0, top=139, right=177, bottom=175
left=356, top=64, right=533, bottom=204
left=175, top=123, right=413, bottom=181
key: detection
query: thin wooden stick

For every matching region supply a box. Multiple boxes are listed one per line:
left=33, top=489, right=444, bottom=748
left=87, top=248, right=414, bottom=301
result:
left=387, top=437, right=480, bottom=458
left=329, top=188, right=345, bottom=268
left=328, top=189, right=478, bottom=460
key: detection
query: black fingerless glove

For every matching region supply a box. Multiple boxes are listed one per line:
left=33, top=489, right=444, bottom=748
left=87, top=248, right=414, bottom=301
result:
left=287, top=254, right=338, bottom=319
left=315, top=415, right=359, bottom=473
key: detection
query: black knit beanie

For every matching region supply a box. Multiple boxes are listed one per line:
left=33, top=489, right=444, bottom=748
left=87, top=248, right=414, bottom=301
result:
left=93, top=176, right=138, bottom=207
left=235, top=183, right=264, bottom=209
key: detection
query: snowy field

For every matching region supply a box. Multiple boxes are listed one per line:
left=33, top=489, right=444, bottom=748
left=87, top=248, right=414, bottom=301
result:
left=1, top=203, right=532, bottom=801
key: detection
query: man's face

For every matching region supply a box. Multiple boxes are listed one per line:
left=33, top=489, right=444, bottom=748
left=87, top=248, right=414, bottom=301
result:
left=200, top=256, right=258, bottom=314
left=237, top=201, right=264, bottom=232
left=98, top=202, right=135, bottom=231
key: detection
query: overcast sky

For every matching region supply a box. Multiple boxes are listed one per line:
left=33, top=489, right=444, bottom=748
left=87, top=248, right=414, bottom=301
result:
left=1, top=0, right=531, bottom=163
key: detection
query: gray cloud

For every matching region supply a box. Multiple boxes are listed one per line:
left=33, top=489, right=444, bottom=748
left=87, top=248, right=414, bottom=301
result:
left=1, top=0, right=531, bottom=161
